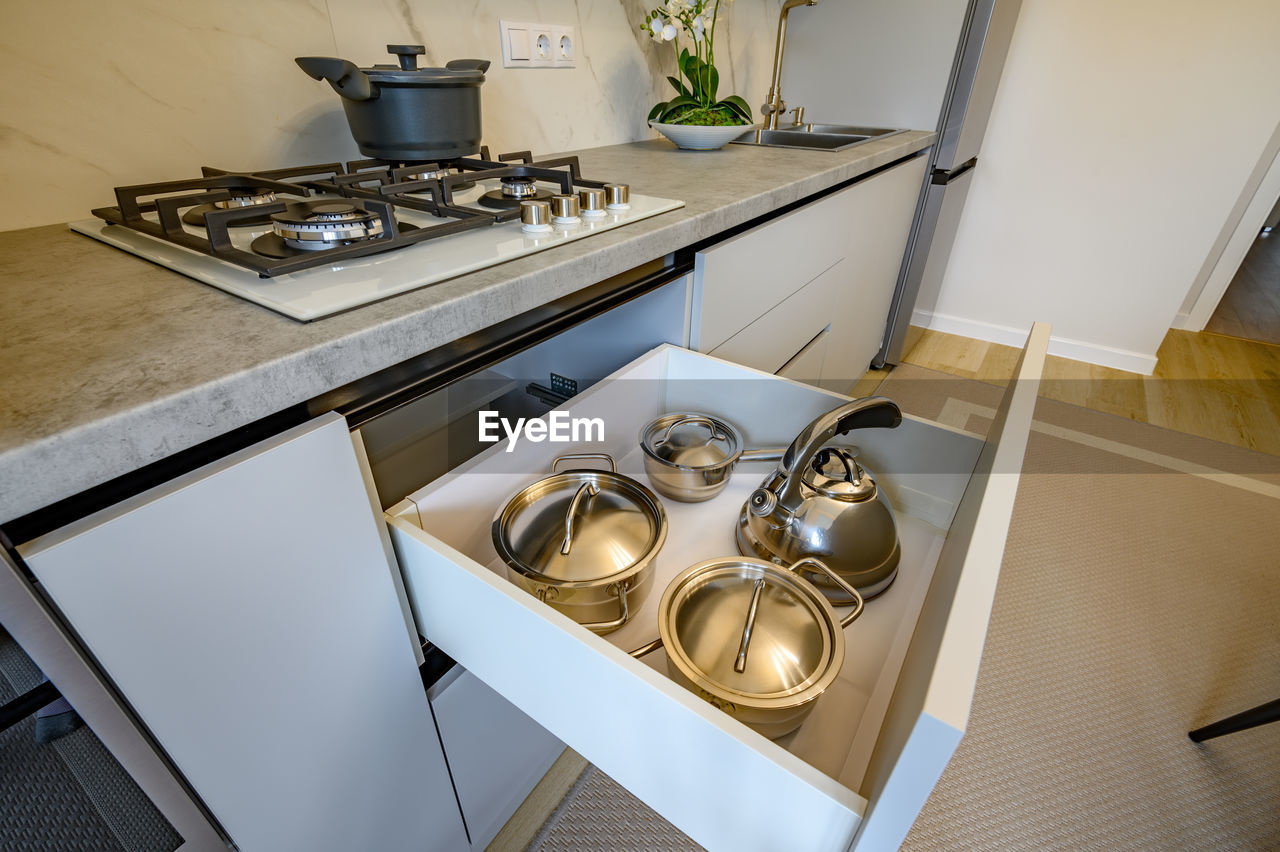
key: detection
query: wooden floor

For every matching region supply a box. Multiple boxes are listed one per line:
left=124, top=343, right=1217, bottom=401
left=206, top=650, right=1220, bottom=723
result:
left=875, top=327, right=1280, bottom=457
left=1205, top=232, right=1280, bottom=345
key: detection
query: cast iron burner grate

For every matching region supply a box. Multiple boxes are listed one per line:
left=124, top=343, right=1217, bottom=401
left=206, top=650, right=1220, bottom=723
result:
left=89, top=149, right=621, bottom=276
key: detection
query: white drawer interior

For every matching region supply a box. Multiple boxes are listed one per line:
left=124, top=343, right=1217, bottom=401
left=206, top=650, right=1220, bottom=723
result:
left=384, top=338, right=1045, bottom=850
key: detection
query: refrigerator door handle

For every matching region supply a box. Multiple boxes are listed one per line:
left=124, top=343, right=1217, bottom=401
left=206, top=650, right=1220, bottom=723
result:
left=932, top=157, right=977, bottom=185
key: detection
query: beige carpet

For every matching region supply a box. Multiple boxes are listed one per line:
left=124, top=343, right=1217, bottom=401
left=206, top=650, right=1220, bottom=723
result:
left=522, top=366, right=1280, bottom=851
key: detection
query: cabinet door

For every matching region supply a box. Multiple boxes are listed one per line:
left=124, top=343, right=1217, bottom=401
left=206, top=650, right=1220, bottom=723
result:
left=20, top=413, right=468, bottom=852
left=431, top=669, right=564, bottom=849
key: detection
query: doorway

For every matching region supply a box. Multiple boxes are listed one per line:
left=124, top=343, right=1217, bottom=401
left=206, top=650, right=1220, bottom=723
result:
left=1203, top=201, right=1280, bottom=345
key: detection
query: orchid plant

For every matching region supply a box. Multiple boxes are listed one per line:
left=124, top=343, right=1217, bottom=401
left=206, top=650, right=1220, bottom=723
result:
left=640, top=0, right=752, bottom=126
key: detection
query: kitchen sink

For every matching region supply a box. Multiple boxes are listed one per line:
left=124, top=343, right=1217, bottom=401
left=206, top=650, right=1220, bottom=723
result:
left=732, top=125, right=905, bottom=152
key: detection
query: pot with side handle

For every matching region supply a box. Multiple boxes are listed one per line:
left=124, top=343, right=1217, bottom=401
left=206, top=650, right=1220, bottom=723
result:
left=492, top=453, right=665, bottom=634
left=650, top=555, right=863, bottom=739
left=639, top=412, right=783, bottom=503
left=296, top=45, right=489, bottom=160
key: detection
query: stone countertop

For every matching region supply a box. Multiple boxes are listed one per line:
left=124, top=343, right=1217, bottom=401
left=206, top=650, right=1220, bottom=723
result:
left=0, top=131, right=934, bottom=525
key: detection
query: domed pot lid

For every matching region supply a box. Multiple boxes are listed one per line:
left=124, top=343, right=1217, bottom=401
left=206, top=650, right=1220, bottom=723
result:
left=493, top=468, right=666, bottom=585
left=658, top=557, right=847, bottom=707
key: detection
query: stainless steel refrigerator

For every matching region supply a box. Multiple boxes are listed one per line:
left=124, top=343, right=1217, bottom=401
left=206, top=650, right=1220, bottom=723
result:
left=783, top=0, right=1024, bottom=366
left=875, top=0, right=1024, bottom=366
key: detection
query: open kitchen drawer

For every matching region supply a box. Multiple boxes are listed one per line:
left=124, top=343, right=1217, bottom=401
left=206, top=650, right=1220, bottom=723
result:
left=385, top=324, right=1048, bottom=851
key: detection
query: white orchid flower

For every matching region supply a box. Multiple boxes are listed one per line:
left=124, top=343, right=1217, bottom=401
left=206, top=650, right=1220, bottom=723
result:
left=662, top=22, right=678, bottom=40
left=691, top=15, right=706, bottom=41
left=648, top=16, right=665, bottom=39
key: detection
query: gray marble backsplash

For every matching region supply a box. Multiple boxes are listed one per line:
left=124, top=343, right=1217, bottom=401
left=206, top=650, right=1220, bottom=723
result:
left=1, top=0, right=783, bottom=232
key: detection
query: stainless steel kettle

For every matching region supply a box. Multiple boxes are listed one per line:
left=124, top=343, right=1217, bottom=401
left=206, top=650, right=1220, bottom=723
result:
left=735, top=397, right=903, bottom=602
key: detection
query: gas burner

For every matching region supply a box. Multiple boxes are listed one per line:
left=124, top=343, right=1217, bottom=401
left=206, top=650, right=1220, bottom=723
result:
left=182, top=186, right=281, bottom=227
left=250, top=200, right=413, bottom=258
left=402, top=165, right=476, bottom=193
left=478, top=176, right=553, bottom=210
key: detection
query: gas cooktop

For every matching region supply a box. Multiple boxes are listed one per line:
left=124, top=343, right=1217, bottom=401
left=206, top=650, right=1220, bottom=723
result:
left=71, top=149, right=684, bottom=321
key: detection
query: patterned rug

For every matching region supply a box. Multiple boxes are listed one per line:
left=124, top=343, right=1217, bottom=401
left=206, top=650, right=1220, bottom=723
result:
left=519, top=365, right=1280, bottom=851
left=0, top=629, right=180, bottom=852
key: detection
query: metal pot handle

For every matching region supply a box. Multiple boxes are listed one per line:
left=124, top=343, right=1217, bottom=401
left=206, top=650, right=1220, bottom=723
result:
left=653, top=415, right=727, bottom=447
left=789, top=558, right=864, bottom=627
left=737, top=447, right=785, bottom=463
left=559, top=482, right=599, bottom=555
left=542, top=581, right=634, bottom=634
left=551, top=452, right=616, bottom=473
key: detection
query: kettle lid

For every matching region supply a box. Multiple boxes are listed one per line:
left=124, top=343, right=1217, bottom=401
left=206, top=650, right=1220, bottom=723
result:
left=800, top=447, right=878, bottom=501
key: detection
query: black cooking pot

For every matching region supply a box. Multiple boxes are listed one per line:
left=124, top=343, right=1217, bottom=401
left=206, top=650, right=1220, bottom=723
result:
left=296, top=45, right=489, bottom=161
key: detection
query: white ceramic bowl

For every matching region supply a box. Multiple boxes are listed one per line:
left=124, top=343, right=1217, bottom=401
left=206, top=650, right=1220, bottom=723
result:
left=649, top=120, right=756, bottom=151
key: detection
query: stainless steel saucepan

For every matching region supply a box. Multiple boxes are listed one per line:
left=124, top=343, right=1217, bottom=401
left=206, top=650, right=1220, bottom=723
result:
left=649, top=555, right=864, bottom=739
left=492, top=453, right=666, bottom=634
left=639, top=412, right=782, bottom=502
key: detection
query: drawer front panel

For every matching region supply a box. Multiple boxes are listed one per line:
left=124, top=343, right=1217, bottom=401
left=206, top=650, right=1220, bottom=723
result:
left=693, top=156, right=926, bottom=357
left=776, top=327, right=830, bottom=383
left=389, top=520, right=865, bottom=852
left=707, top=258, right=841, bottom=375
left=386, top=332, right=1047, bottom=851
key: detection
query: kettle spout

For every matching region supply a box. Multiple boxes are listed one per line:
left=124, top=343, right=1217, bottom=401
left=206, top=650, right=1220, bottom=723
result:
left=295, top=57, right=377, bottom=102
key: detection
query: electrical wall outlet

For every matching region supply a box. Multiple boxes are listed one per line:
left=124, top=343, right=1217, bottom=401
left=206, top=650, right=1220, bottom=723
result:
left=500, top=20, right=576, bottom=68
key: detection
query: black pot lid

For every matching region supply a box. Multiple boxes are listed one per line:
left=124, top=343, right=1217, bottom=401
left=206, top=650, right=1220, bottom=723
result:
left=364, top=46, right=488, bottom=85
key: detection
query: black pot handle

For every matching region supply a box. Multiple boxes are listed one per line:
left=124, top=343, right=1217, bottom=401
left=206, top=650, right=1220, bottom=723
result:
left=295, top=57, right=376, bottom=101
left=446, top=58, right=492, bottom=74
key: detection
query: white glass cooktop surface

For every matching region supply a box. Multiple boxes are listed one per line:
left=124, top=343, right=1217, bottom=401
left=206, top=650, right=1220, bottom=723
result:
left=70, top=181, right=684, bottom=321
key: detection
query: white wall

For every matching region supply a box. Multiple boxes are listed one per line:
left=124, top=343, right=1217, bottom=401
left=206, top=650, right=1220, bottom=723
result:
left=782, top=0, right=970, bottom=132
left=917, top=0, right=1280, bottom=373
left=0, top=0, right=782, bottom=232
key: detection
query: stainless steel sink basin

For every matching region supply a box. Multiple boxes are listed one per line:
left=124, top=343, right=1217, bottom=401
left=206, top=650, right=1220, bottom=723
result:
left=732, top=125, right=905, bottom=152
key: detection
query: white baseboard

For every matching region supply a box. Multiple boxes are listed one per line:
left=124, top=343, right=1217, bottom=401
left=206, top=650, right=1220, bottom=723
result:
left=911, top=310, right=1158, bottom=375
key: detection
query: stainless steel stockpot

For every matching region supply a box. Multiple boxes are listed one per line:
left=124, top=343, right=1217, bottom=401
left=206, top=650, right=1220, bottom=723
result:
left=492, top=453, right=666, bottom=634
left=655, top=555, right=863, bottom=739
left=639, top=413, right=781, bottom=503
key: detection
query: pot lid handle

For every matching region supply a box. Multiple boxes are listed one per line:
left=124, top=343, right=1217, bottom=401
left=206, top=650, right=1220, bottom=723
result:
left=387, top=44, right=426, bottom=70
left=559, top=481, right=599, bottom=555
left=733, top=578, right=767, bottom=673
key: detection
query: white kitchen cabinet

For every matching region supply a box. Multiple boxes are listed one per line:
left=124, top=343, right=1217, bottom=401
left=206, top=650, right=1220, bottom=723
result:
left=387, top=325, right=1049, bottom=851
left=18, top=414, right=468, bottom=852
left=429, top=668, right=564, bottom=849
left=692, top=155, right=927, bottom=388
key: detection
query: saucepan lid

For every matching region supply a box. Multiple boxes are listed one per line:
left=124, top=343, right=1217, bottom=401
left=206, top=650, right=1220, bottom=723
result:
left=493, top=453, right=666, bottom=585
left=657, top=557, right=862, bottom=706
left=640, top=413, right=743, bottom=470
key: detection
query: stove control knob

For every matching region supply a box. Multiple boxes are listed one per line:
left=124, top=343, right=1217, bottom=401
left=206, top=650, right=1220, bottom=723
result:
left=550, top=194, right=581, bottom=223
left=579, top=187, right=607, bottom=218
left=604, top=183, right=630, bottom=210
left=520, top=200, right=552, bottom=233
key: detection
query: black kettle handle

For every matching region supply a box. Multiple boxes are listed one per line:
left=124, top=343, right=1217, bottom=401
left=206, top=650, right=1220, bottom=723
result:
left=769, top=397, right=902, bottom=514
left=834, top=398, right=902, bottom=434
left=295, top=57, right=376, bottom=101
